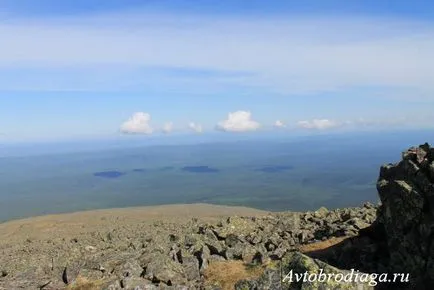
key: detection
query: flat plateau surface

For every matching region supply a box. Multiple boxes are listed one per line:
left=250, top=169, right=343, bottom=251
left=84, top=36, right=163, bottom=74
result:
left=0, top=203, right=268, bottom=244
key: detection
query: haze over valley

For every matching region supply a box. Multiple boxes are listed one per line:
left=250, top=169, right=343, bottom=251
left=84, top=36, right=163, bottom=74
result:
left=1, top=130, right=432, bottom=222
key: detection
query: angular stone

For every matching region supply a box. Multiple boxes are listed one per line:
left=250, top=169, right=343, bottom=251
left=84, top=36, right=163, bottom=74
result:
left=142, top=253, right=186, bottom=285
left=314, top=206, right=329, bottom=218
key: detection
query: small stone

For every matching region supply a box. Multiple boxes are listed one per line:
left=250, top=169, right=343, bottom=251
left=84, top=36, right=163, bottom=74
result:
left=314, top=207, right=329, bottom=218
left=85, top=245, right=97, bottom=252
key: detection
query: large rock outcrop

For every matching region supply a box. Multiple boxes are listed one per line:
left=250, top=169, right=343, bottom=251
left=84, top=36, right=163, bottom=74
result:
left=376, top=143, right=434, bottom=287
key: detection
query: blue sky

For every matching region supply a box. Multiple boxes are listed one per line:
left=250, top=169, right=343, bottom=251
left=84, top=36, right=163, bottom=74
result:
left=1, top=1, right=434, bottom=142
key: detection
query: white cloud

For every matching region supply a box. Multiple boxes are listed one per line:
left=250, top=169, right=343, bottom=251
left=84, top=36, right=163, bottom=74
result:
left=216, top=111, right=260, bottom=132
left=120, top=112, right=153, bottom=134
left=297, top=119, right=339, bottom=130
left=162, top=122, right=173, bottom=134
left=188, top=122, right=203, bottom=133
left=0, top=13, right=433, bottom=96
left=274, top=120, right=285, bottom=128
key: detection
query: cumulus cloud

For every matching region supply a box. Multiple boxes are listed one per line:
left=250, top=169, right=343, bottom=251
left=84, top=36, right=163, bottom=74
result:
left=274, top=120, right=285, bottom=128
left=162, top=122, right=173, bottom=134
left=120, top=112, right=153, bottom=134
left=297, top=119, right=339, bottom=130
left=188, top=122, right=203, bottom=133
left=216, top=111, right=260, bottom=132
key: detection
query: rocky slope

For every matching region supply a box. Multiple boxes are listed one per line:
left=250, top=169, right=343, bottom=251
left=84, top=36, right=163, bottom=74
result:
left=1, top=143, right=433, bottom=289
left=0, top=204, right=377, bottom=290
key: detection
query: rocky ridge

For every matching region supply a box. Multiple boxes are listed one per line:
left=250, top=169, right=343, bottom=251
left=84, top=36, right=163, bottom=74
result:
left=376, top=142, right=434, bottom=287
